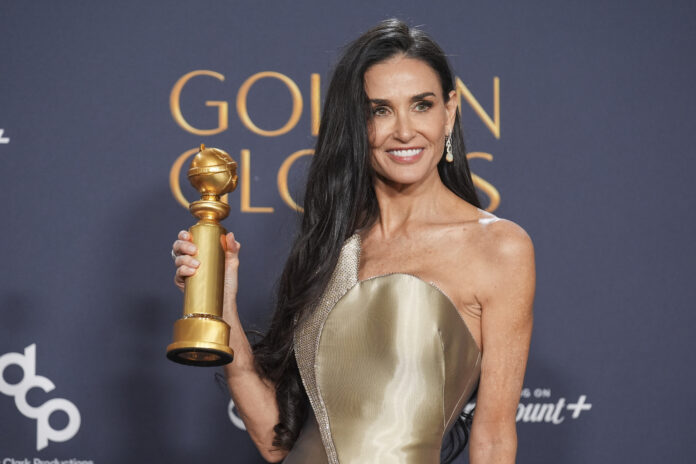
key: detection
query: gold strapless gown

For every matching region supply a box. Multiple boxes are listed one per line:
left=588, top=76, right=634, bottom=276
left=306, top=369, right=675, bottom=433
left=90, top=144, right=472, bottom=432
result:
left=284, top=235, right=481, bottom=463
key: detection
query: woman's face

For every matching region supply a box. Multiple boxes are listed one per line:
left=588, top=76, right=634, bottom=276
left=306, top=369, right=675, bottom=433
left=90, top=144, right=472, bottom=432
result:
left=364, top=55, right=457, bottom=188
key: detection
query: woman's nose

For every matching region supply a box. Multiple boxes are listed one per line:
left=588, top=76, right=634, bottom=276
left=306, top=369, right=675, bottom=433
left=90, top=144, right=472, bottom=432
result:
left=394, top=113, right=416, bottom=142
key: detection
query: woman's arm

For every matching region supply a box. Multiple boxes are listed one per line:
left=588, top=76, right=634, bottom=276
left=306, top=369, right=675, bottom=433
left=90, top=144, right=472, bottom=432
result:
left=469, top=221, right=535, bottom=464
left=173, top=231, right=288, bottom=463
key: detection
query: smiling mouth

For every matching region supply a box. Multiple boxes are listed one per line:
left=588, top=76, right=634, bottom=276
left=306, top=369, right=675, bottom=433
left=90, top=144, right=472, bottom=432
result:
left=386, top=148, right=424, bottom=163
left=387, top=148, right=423, bottom=158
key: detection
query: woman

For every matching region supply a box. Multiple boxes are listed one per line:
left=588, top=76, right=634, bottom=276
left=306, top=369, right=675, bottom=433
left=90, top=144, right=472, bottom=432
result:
left=172, top=19, right=534, bottom=464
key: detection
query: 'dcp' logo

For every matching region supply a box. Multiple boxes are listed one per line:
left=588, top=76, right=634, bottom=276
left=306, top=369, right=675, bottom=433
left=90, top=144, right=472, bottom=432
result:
left=0, top=344, right=81, bottom=450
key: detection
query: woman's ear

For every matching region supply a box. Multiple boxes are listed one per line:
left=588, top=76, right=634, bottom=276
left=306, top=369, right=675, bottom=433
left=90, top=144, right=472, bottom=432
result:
left=445, top=89, right=458, bottom=129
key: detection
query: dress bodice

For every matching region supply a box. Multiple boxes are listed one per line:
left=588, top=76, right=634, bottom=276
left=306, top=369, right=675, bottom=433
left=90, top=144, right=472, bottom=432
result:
left=284, top=235, right=481, bottom=464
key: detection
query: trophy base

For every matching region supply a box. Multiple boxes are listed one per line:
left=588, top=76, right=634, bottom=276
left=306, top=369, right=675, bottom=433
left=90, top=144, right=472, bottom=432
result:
left=167, top=343, right=234, bottom=366
left=166, top=315, right=234, bottom=367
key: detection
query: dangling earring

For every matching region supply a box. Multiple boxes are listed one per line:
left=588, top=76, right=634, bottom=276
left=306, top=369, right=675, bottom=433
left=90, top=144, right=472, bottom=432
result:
left=445, top=132, right=454, bottom=163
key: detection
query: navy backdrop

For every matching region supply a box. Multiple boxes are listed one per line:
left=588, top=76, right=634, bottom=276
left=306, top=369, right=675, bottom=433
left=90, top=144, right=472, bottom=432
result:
left=1, top=1, right=695, bottom=462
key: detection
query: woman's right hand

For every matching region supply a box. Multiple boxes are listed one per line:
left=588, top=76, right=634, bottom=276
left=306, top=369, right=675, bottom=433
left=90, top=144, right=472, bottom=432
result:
left=172, top=230, right=200, bottom=292
left=172, top=230, right=281, bottom=462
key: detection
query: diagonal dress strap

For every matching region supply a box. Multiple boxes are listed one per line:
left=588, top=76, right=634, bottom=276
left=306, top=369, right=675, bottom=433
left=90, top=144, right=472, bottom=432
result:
left=293, top=234, right=360, bottom=464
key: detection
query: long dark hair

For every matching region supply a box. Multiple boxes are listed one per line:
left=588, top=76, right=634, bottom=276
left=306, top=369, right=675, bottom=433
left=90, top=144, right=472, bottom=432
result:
left=252, top=18, right=481, bottom=463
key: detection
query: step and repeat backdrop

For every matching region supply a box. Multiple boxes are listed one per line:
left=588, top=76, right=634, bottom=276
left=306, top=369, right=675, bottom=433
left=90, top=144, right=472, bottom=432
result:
left=1, top=1, right=694, bottom=463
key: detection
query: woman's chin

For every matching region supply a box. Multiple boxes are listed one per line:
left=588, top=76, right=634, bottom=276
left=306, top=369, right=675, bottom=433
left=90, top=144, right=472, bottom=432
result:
left=375, top=170, right=433, bottom=188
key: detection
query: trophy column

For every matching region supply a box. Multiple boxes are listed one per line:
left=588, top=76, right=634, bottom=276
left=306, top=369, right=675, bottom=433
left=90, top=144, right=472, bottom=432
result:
left=167, top=144, right=237, bottom=366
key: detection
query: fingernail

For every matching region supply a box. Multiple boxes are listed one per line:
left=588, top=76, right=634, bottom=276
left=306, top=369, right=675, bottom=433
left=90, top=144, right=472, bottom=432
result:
left=192, top=259, right=200, bottom=267
left=182, top=232, right=189, bottom=239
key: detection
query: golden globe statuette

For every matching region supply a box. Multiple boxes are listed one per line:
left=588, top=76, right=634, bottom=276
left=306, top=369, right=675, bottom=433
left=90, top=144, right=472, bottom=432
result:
left=167, top=144, right=237, bottom=366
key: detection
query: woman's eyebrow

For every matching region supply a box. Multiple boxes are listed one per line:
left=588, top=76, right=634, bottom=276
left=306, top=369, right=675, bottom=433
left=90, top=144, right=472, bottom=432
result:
left=411, top=92, right=436, bottom=101
left=368, top=92, right=436, bottom=105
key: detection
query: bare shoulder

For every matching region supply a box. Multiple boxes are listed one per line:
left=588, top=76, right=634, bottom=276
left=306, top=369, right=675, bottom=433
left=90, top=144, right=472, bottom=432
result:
left=442, top=206, right=534, bottom=265
left=479, top=216, right=534, bottom=261
left=469, top=214, right=536, bottom=304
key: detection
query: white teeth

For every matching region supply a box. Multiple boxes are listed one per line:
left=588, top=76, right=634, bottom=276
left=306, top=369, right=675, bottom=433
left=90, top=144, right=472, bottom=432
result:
left=388, top=148, right=422, bottom=157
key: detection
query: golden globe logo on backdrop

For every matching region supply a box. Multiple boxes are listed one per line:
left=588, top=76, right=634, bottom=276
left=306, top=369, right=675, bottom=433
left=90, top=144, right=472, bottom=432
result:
left=168, top=69, right=502, bottom=212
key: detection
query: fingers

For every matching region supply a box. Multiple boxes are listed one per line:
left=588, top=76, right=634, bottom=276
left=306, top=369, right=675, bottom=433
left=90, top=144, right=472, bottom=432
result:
left=220, top=232, right=241, bottom=256
left=172, top=231, right=240, bottom=300
left=177, top=230, right=192, bottom=241
left=222, top=232, right=241, bottom=316
left=174, top=263, right=197, bottom=290
left=173, top=230, right=197, bottom=257
left=173, top=230, right=196, bottom=292
left=174, top=268, right=196, bottom=291
left=175, top=254, right=200, bottom=270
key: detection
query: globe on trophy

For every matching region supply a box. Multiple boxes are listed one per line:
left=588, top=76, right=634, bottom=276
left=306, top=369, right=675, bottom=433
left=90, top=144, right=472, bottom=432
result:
left=167, top=144, right=237, bottom=366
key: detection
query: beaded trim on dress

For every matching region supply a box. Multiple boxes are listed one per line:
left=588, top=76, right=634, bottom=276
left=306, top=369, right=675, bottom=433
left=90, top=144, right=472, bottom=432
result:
left=293, top=235, right=360, bottom=464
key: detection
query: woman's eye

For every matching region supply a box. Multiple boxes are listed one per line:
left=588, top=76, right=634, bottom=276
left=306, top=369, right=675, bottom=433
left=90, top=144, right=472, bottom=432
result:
left=414, top=101, right=433, bottom=112
left=372, top=106, right=389, bottom=116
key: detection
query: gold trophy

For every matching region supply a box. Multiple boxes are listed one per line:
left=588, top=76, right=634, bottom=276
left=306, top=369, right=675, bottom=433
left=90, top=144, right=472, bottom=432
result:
left=167, top=144, right=237, bottom=366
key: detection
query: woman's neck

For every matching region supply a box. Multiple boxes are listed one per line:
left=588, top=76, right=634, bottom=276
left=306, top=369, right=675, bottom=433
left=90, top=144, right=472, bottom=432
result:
left=371, top=172, right=456, bottom=239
